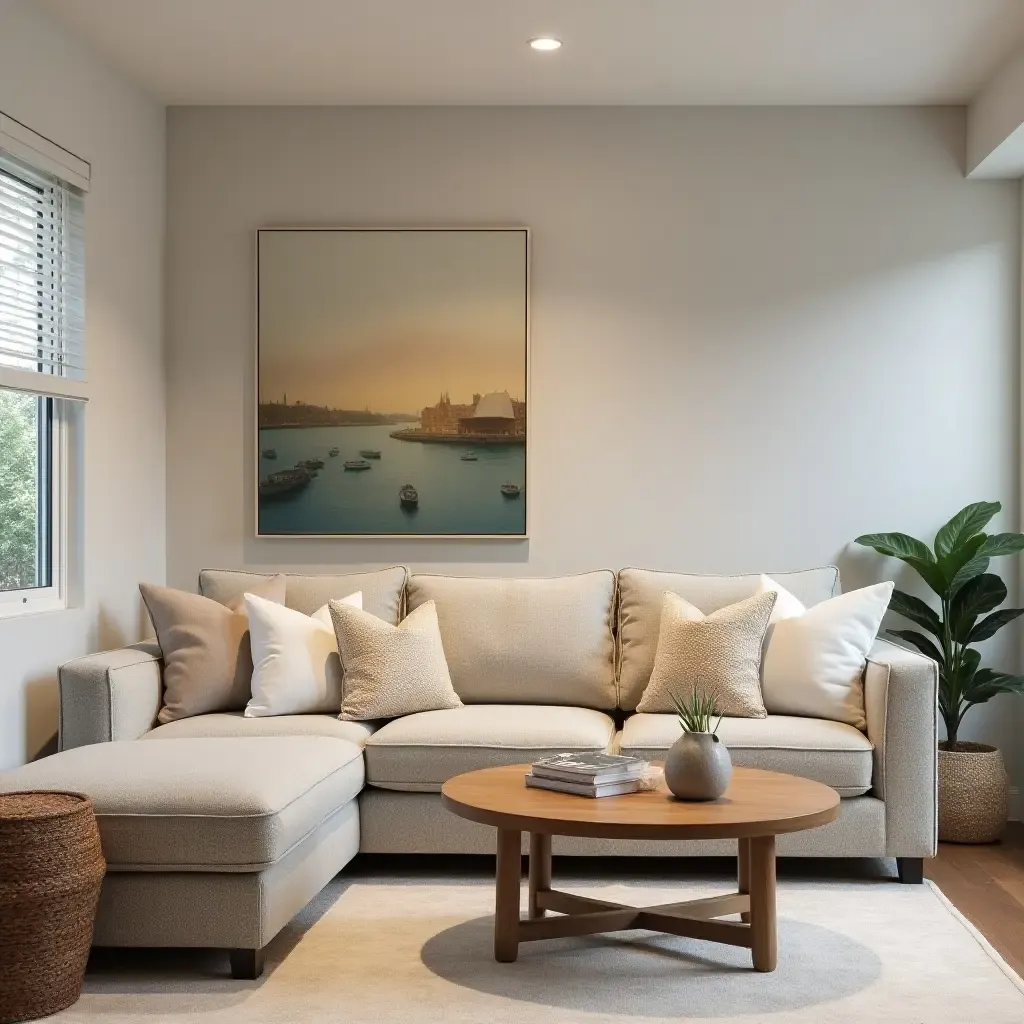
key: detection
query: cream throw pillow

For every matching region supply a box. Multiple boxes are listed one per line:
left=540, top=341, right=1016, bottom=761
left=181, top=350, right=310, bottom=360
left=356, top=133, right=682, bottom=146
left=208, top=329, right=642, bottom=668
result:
left=245, top=591, right=362, bottom=717
left=329, top=599, right=462, bottom=721
left=140, top=575, right=286, bottom=723
left=636, top=590, right=777, bottom=719
left=758, top=576, right=893, bottom=729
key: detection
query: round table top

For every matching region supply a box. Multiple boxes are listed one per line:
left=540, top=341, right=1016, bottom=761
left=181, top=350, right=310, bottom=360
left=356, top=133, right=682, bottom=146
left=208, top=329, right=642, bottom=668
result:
left=441, top=765, right=840, bottom=841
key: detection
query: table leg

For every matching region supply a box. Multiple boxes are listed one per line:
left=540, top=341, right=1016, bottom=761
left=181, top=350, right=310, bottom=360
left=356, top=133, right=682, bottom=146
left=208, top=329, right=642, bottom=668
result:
left=749, top=835, right=777, bottom=972
left=528, top=832, right=552, bottom=919
left=737, top=837, right=751, bottom=924
left=494, top=828, right=522, bottom=962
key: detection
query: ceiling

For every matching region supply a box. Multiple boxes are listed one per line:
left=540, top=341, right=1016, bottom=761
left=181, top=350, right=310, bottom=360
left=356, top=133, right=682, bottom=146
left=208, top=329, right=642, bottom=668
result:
left=39, top=0, right=1024, bottom=106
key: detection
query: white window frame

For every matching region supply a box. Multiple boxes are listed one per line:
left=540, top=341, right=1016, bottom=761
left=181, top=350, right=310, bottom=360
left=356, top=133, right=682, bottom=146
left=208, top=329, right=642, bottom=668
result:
left=0, top=113, right=87, bottom=620
left=0, top=395, right=67, bottom=618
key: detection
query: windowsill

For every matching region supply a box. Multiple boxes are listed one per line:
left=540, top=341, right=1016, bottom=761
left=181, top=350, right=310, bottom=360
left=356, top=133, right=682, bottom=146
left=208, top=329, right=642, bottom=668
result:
left=0, top=598, right=70, bottom=622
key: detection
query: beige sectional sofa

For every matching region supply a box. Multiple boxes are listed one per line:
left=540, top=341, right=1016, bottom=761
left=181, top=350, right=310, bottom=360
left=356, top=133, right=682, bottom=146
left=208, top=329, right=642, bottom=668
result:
left=0, top=564, right=938, bottom=978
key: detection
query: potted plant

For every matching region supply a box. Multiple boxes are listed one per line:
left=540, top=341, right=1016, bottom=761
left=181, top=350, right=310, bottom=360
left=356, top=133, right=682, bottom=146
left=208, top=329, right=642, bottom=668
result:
left=665, top=689, right=732, bottom=801
left=856, top=501, right=1024, bottom=843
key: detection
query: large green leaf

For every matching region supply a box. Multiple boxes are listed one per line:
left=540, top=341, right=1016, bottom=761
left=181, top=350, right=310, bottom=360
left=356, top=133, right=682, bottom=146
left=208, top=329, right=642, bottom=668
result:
left=933, top=502, right=1001, bottom=559
left=955, top=647, right=981, bottom=682
left=937, top=533, right=986, bottom=584
left=887, top=589, right=942, bottom=637
left=950, top=573, right=1006, bottom=641
left=949, top=555, right=991, bottom=597
left=963, top=669, right=1024, bottom=706
left=888, top=629, right=944, bottom=666
left=855, top=532, right=934, bottom=563
left=945, top=647, right=981, bottom=707
left=906, top=558, right=948, bottom=596
left=855, top=531, right=946, bottom=595
left=977, top=533, right=1024, bottom=559
left=967, top=607, right=1024, bottom=644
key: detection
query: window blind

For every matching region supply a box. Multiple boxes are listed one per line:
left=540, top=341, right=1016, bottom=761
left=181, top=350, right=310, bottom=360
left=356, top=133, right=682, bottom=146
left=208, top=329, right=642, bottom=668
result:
left=0, top=126, right=87, bottom=402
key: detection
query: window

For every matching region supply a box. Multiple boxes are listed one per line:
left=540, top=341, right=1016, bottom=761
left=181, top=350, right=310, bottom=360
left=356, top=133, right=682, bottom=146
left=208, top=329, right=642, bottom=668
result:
left=0, top=390, right=60, bottom=611
left=0, top=116, right=88, bottom=617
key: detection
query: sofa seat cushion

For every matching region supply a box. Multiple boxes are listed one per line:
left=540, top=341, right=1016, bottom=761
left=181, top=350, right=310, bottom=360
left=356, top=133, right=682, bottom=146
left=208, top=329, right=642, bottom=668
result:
left=365, top=705, right=616, bottom=792
left=619, top=713, right=873, bottom=797
left=143, top=711, right=377, bottom=747
left=0, top=737, right=364, bottom=871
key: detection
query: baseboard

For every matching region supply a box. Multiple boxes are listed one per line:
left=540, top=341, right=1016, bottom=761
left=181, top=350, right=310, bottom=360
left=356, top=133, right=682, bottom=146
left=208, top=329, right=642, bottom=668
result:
left=1010, top=786, right=1021, bottom=822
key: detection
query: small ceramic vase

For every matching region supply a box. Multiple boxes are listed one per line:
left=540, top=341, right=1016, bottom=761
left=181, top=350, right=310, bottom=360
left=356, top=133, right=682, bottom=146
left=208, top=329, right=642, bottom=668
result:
left=664, top=732, right=732, bottom=801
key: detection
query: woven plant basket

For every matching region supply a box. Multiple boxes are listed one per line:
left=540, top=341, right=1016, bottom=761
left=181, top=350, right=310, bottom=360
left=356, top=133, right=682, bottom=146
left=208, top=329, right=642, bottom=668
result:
left=937, top=743, right=1009, bottom=844
left=0, top=792, right=105, bottom=1023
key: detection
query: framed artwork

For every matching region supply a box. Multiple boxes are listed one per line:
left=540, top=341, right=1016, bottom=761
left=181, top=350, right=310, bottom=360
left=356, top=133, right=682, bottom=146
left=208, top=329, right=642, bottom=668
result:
left=256, top=227, right=529, bottom=538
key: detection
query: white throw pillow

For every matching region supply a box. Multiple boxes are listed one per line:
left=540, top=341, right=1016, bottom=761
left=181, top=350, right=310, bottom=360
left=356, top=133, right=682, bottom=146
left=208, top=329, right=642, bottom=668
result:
left=758, top=574, right=808, bottom=623
left=244, top=591, right=362, bottom=717
left=758, top=576, right=893, bottom=730
left=329, top=599, right=462, bottom=721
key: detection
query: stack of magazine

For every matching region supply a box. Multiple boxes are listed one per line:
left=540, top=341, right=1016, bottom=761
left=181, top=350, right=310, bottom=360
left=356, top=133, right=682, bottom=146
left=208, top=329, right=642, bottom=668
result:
left=525, top=752, right=649, bottom=798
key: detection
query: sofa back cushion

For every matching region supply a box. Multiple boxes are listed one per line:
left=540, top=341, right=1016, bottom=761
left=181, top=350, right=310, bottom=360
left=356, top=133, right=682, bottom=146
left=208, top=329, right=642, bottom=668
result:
left=616, top=566, right=840, bottom=711
left=406, top=571, right=617, bottom=708
left=199, top=566, right=407, bottom=623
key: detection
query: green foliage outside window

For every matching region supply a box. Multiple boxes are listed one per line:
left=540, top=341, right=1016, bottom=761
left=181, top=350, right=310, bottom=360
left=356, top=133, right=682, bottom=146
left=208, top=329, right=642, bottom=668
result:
left=0, top=389, right=40, bottom=591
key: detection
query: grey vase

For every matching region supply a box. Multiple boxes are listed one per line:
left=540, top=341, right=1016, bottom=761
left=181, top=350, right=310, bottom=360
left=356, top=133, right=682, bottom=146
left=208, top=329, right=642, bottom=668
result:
left=664, top=732, right=733, bottom=801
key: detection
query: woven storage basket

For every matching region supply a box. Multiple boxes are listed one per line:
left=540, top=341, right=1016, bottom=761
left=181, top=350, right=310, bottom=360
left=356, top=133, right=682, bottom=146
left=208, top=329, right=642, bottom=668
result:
left=0, top=792, right=105, bottom=1023
left=937, top=743, right=1008, bottom=844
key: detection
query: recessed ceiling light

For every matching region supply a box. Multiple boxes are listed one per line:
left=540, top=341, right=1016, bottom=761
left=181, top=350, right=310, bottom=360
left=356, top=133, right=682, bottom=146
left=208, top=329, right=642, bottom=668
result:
left=529, top=37, right=562, bottom=52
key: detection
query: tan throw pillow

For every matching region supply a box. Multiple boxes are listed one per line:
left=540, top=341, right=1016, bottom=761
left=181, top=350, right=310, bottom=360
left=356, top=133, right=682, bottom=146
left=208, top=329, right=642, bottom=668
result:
left=140, top=575, right=286, bottom=723
left=329, top=599, right=462, bottom=721
left=636, top=590, right=777, bottom=719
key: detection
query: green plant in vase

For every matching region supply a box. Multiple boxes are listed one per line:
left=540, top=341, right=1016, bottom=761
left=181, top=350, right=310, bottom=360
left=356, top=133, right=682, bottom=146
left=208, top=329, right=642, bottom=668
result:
left=855, top=500, right=1024, bottom=842
left=664, top=688, right=732, bottom=801
left=670, top=689, right=724, bottom=739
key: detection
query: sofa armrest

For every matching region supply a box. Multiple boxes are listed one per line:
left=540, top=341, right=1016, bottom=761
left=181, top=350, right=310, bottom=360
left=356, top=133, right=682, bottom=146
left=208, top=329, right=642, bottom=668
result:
left=864, top=637, right=938, bottom=858
left=58, top=642, right=164, bottom=749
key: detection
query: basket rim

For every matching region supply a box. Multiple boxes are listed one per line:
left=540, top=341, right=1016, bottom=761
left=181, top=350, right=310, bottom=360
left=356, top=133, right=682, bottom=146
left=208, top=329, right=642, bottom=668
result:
left=938, top=741, right=1000, bottom=755
left=0, top=790, right=95, bottom=822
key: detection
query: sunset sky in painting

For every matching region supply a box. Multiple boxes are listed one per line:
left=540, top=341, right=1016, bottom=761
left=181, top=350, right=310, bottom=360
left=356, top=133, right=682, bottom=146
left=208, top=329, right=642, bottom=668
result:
left=258, top=229, right=527, bottom=414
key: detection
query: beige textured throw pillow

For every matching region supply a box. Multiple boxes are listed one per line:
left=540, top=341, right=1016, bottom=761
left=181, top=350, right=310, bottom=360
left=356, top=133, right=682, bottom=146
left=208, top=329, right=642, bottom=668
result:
left=636, top=590, right=777, bottom=718
left=140, top=575, right=286, bottom=723
left=329, top=599, right=462, bottom=721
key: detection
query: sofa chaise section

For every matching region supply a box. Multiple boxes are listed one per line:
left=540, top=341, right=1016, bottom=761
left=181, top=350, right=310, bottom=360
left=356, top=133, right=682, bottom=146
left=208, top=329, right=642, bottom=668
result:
left=0, top=737, right=363, bottom=978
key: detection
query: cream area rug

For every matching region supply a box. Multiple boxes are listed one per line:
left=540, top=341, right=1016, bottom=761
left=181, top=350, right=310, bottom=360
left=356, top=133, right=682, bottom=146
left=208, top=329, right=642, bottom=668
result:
left=52, top=876, right=1024, bottom=1023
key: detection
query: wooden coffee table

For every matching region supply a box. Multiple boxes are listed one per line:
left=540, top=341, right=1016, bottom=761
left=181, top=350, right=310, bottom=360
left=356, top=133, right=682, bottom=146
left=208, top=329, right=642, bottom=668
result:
left=441, top=764, right=839, bottom=972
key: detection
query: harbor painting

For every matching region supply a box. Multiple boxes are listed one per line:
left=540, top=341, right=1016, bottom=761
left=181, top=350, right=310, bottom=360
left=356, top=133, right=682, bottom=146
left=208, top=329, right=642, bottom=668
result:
left=256, top=228, right=528, bottom=537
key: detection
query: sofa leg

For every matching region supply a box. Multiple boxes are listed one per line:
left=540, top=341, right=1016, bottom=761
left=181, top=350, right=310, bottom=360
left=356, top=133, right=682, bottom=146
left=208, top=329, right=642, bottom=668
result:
left=896, top=857, right=924, bottom=884
left=229, top=947, right=265, bottom=979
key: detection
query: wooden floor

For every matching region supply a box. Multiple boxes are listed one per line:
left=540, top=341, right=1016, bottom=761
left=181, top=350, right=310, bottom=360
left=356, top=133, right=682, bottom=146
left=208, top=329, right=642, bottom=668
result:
left=926, top=822, right=1024, bottom=978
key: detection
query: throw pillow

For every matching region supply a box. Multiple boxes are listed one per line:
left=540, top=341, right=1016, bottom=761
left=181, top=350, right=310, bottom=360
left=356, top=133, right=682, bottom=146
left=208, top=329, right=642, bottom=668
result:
left=758, top=573, right=808, bottom=623
left=329, top=599, right=462, bottom=721
left=140, top=575, right=286, bottom=723
left=635, top=590, right=777, bottom=718
left=245, top=591, right=363, bottom=718
left=758, top=576, right=894, bottom=729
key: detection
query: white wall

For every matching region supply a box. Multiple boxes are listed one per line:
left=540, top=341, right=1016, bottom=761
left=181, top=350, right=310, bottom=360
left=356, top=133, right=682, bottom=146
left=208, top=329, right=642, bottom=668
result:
left=165, top=105, right=1022, bottom=791
left=0, top=1, right=166, bottom=769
